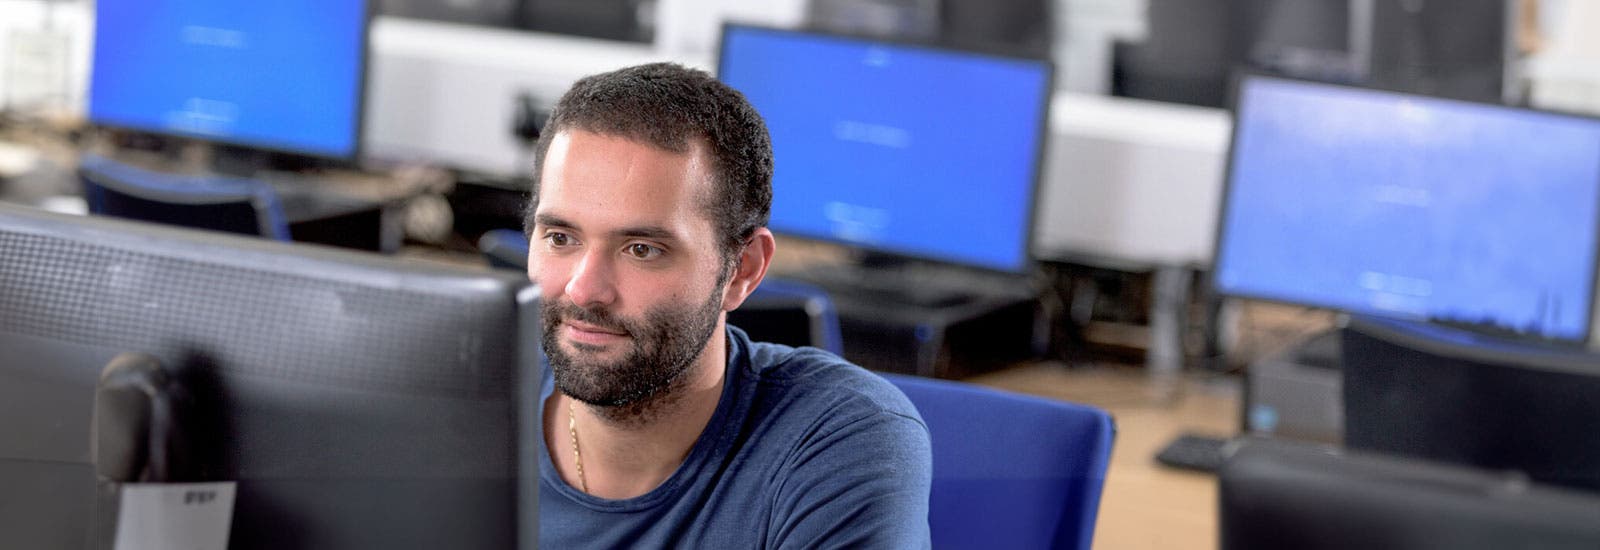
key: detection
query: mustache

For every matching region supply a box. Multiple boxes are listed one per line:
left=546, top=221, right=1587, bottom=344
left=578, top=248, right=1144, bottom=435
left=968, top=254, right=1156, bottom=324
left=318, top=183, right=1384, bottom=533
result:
left=547, top=300, right=633, bottom=335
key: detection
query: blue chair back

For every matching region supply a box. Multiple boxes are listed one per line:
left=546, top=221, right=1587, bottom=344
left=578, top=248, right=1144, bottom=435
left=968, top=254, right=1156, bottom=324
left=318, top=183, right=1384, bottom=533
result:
left=79, top=154, right=290, bottom=240
left=881, top=373, right=1115, bottom=550
left=478, top=228, right=532, bottom=271
left=476, top=229, right=843, bottom=353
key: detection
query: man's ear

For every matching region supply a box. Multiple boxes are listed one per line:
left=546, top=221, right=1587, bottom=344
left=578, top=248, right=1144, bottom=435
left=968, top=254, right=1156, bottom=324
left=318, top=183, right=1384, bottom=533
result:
left=721, top=227, right=775, bottom=312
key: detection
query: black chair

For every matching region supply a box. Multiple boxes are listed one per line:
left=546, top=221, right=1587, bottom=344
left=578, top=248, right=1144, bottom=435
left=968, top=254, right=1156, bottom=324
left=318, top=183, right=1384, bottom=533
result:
left=79, top=154, right=291, bottom=240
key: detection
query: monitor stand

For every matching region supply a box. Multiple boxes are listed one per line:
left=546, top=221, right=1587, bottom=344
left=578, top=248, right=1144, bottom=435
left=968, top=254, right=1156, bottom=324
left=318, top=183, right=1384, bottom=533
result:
left=781, top=256, right=1041, bottom=379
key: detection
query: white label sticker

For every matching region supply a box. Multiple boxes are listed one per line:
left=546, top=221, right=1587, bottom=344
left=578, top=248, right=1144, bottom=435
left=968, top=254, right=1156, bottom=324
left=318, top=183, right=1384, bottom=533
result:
left=113, top=482, right=236, bottom=550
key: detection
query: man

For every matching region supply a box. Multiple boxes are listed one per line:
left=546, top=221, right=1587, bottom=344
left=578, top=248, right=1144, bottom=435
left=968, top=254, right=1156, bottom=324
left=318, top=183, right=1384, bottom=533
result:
left=526, top=62, right=932, bottom=547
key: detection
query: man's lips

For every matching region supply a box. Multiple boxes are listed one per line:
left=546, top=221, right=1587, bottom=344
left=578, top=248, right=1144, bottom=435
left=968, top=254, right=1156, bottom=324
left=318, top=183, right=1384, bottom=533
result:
left=563, top=319, right=629, bottom=344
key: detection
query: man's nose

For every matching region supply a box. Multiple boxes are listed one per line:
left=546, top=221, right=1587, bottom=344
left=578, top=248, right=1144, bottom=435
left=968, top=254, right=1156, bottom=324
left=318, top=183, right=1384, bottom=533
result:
left=565, top=249, right=618, bottom=308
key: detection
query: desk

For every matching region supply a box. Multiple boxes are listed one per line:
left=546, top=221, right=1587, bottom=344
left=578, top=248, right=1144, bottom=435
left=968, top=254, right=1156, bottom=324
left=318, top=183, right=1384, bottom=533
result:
left=968, top=364, right=1239, bottom=550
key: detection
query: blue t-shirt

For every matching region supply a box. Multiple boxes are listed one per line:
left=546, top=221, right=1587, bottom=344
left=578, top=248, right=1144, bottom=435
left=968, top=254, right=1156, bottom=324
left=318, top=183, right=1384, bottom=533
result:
left=539, top=326, right=932, bottom=548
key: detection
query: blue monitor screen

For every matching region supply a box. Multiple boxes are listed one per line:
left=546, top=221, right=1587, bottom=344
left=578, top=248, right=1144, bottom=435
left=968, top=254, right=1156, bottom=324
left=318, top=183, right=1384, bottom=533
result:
left=1215, top=75, right=1600, bottom=342
left=717, top=25, right=1052, bottom=273
left=89, top=0, right=368, bottom=159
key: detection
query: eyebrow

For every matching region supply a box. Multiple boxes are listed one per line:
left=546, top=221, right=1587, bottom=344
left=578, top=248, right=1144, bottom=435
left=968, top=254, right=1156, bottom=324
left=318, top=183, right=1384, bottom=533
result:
left=533, top=213, right=679, bottom=242
left=616, top=226, right=677, bottom=241
left=533, top=213, right=575, bottom=229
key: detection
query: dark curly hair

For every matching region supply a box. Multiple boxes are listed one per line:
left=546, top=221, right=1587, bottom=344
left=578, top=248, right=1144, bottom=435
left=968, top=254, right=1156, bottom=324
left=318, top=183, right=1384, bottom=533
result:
left=524, top=62, right=773, bottom=272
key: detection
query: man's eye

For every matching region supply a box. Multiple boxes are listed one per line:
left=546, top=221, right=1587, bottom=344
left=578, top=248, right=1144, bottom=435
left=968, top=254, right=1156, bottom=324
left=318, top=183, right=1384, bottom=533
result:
left=626, top=243, right=663, bottom=260
left=545, top=232, right=573, bottom=247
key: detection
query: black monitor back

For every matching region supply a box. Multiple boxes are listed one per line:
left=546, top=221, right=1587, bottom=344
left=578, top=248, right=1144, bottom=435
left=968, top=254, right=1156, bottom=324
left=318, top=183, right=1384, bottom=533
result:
left=1220, top=438, right=1600, bottom=550
left=515, top=0, right=650, bottom=43
left=1115, top=0, right=1508, bottom=108
left=0, top=203, right=539, bottom=549
left=1115, top=0, right=1359, bottom=108
left=1342, top=315, right=1600, bottom=493
left=939, top=0, right=1053, bottom=58
left=378, top=0, right=519, bottom=28
left=1368, top=0, right=1508, bottom=103
left=1239, top=0, right=1358, bottom=81
left=1111, top=0, right=1236, bottom=108
left=806, top=0, right=1053, bottom=59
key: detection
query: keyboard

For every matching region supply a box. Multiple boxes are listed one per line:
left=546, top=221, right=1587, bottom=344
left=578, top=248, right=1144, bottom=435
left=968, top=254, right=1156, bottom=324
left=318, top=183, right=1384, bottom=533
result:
left=1155, top=433, right=1234, bottom=473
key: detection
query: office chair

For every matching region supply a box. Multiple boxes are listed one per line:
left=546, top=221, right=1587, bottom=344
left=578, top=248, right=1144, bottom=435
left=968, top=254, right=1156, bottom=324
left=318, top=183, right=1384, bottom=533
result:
left=880, top=373, right=1115, bottom=550
left=78, top=154, right=291, bottom=240
left=476, top=228, right=844, bottom=353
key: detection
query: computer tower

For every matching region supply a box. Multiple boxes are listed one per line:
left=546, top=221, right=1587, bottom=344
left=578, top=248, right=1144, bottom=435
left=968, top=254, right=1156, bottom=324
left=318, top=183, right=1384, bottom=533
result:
left=1244, top=329, right=1343, bottom=444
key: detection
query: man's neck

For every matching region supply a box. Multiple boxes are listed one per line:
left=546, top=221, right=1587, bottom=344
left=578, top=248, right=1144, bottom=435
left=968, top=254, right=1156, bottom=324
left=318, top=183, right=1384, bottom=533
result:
left=550, top=324, right=729, bottom=500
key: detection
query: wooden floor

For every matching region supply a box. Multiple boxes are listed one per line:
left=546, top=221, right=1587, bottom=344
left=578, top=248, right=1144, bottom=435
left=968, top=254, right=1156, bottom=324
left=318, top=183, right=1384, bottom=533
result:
left=966, top=363, right=1241, bottom=550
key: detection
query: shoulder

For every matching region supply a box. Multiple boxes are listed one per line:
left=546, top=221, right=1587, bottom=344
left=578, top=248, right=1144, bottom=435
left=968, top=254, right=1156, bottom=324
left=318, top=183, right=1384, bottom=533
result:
left=736, top=343, right=933, bottom=547
left=724, top=328, right=931, bottom=545
left=744, top=339, right=924, bottom=430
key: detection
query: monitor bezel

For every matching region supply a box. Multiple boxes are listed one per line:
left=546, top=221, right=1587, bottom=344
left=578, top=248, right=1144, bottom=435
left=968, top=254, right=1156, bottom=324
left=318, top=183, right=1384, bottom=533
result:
left=715, top=22, right=1056, bottom=276
left=85, top=0, right=375, bottom=164
left=1209, top=70, right=1600, bottom=345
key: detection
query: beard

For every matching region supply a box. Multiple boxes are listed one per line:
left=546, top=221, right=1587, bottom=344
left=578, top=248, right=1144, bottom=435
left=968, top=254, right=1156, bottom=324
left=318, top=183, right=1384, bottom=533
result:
left=543, top=286, right=724, bottom=416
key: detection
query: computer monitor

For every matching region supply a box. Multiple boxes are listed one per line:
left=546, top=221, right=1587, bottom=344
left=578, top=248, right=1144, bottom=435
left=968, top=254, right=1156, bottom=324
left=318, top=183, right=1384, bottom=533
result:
left=0, top=203, right=539, bottom=549
left=1240, top=0, right=1360, bottom=81
left=806, top=0, right=1053, bottom=59
left=1219, top=437, right=1600, bottom=550
left=939, top=0, right=1053, bottom=59
left=88, top=0, right=371, bottom=161
left=1113, top=0, right=1360, bottom=108
left=1367, top=0, right=1509, bottom=103
left=1212, top=74, right=1600, bottom=343
left=516, top=0, right=652, bottom=43
left=1116, top=0, right=1508, bottom=108
left=717, top=24, right=1053, bottom=275
left=1110, top=0, right=1233, bottom=108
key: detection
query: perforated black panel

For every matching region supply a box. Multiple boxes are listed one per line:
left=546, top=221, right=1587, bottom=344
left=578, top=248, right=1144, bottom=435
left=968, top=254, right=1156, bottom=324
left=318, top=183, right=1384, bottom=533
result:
left=0, top=231, right=515, bottom=400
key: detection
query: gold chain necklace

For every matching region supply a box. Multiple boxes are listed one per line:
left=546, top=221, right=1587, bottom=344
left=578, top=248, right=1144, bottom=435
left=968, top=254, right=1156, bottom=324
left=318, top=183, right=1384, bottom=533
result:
left=568, top=399, right=589, bottom=493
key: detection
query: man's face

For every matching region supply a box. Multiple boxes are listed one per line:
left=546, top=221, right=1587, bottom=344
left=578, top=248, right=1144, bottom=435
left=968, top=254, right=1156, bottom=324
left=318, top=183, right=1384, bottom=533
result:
left=529, top=129, right=729, bottom=407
